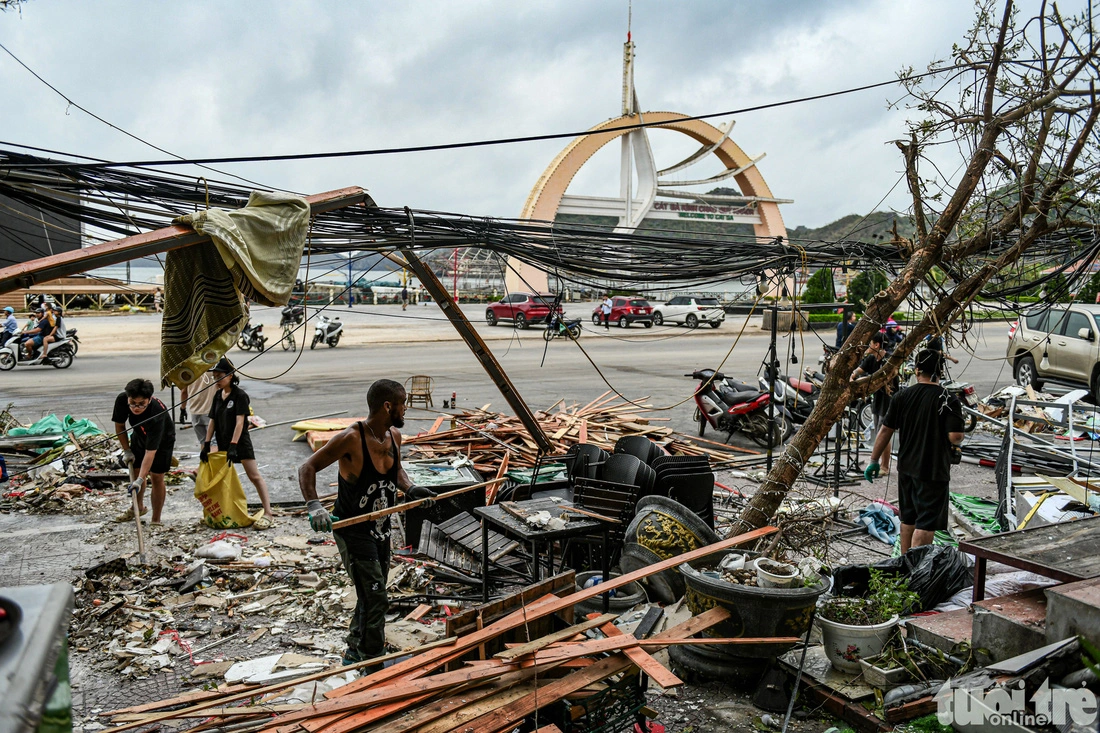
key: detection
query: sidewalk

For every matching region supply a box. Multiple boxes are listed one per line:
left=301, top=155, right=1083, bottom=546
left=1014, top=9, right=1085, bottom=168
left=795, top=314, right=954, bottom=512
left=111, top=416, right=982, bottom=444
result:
left=68, top=302, right=770, bottom=353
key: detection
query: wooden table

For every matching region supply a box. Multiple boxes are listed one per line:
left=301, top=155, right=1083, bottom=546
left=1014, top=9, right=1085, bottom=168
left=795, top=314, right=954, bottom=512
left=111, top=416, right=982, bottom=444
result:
left=959, top=514, right=1100, bottom=601
left=475, top=498, right=610, bottom=608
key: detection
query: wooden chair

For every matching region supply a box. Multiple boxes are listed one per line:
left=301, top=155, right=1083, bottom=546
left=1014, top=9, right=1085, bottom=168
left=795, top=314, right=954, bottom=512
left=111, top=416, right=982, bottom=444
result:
left=405, top=375, right=433, bottom=407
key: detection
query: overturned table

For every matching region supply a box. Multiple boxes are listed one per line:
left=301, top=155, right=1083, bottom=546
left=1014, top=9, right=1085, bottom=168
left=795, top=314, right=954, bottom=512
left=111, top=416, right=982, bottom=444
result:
left=960, top=514, right=1100, bottom=601
left=475, top=497, right=610, bottom=608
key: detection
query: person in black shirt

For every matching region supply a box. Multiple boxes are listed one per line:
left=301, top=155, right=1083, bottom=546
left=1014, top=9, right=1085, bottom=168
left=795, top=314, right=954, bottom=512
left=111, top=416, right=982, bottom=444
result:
left=296, top=378, right=436, bottom=668
left=112, top=378, right=176, bottom=524
left=865, top=349, right=964, bottom=552
left=851, top=333, right=893, bottom=467
left=200, top=357, right=274, bottom=528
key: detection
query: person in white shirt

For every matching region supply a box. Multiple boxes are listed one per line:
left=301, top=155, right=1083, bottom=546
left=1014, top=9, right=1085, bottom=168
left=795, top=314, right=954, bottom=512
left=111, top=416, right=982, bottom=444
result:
left=600, top=294, right=613, bottom=330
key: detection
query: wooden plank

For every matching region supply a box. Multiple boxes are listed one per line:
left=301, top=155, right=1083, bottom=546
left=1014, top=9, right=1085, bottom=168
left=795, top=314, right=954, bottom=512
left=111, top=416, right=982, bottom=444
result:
left=446, top=573, right=575, bottom=637
left=600, top=620, right=682, bottom=690
left=331, top=478, right=505, bottom=529
left=458, top=606, right=732, bottom=731
left=97, top=636, right=458, bottom=732
left=403, top=603, right=431, bottom=621
left=329, top=527, right=774, bottom=702
left=495, top=613, right=618, bottom=661
left=426, top=416, right=446, bottom=435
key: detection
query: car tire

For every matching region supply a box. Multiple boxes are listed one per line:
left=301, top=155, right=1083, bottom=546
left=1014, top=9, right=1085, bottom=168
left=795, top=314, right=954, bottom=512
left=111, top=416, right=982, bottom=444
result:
left=486, top=310, right=497, bottom=326
left=592, top=313, right=602, bottom=325
left=1014, top=354, right=1042, bottom=391
left=643, top=321, right=653, bottom=328
left=618, top=317, right=628, bottom=328
left=1092, top=369, right=1100, bottom=404
left=653, top=312, right=664, bottom=326
left=686, top=314, right=699, bottom=329
left=710, top=321, right=721, bottom=329
left=515, top=313, right=527, bottom=330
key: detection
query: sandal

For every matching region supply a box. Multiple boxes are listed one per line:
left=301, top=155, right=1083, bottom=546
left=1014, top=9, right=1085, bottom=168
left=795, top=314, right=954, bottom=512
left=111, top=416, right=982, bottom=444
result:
left=113, top=505, right=149, bottom=523
left=252, top=514, right=274, bottom=530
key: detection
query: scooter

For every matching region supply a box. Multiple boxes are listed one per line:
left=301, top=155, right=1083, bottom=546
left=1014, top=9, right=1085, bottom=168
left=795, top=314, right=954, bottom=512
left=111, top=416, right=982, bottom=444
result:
left=543, top=309, right=583, bottom=342
left=0, top=333, right=75, bottom=370
left=761, top=364, right=820, bottom=427
left=66, top=328, right=81, bottom=356
left=944, top=379, right=979, bottom=432
left=688, top=369, right=789, bottom=448
left=311, top=314, right=343, bottom=349
left=237, top=321, right=267, bottom=351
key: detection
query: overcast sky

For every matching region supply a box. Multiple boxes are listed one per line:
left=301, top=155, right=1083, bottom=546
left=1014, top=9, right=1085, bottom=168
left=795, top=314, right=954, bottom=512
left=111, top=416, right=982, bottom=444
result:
left=0, top=1, right=1070, bottom=229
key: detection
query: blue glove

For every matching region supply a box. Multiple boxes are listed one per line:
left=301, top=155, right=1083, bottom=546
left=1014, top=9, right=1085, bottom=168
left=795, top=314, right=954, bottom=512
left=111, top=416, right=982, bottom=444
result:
left=306, top=499, right=332, bottom=532
left=864, top=461, right=880, bottom=482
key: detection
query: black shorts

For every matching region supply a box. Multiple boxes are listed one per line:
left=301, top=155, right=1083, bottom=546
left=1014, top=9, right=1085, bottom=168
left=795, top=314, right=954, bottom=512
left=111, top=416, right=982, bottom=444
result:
left=897, top=473, right=950, bottom=531
left=231, top=440, right=256, bottom=461
left=133, top=441, right=175, bottom=475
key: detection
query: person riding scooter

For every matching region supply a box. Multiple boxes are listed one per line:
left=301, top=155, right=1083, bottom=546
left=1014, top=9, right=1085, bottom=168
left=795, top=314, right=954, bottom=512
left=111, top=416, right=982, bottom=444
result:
left=1, top=307, right=17, bottom=345
left=20, top=306, right=56, bottom=360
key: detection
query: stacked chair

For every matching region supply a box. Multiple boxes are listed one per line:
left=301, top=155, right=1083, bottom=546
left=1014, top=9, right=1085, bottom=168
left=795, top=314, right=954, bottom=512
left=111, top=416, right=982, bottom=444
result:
left=651, top=455, right=715, bottom=529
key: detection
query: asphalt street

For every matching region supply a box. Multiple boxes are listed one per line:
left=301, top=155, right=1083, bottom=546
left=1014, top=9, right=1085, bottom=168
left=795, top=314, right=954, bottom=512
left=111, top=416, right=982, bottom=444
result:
left=0, top=304, right=1019, bottom=504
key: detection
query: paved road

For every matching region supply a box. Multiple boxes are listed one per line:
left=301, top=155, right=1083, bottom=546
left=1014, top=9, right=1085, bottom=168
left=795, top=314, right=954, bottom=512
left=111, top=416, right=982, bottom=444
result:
left=0, top=305, right=1018, bottom=503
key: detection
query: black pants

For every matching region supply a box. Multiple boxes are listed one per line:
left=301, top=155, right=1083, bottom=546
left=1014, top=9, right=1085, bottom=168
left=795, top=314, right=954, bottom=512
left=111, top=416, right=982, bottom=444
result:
left=334, top=533, right=389, bottom=663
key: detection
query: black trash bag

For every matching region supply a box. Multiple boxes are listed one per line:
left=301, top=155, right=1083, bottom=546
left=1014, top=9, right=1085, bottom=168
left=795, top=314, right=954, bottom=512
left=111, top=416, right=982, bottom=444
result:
left=831, top=545, right=974, bottom=611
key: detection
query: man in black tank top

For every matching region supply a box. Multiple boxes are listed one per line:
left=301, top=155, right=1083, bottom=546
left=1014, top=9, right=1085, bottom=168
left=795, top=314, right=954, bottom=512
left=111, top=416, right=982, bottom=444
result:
left=297, top=379, right=437, bottom=668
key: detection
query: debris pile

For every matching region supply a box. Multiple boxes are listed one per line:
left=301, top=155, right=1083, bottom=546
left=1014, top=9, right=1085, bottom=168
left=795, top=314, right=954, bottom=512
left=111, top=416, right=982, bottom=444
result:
left=401, top=392, right=766, bottom=472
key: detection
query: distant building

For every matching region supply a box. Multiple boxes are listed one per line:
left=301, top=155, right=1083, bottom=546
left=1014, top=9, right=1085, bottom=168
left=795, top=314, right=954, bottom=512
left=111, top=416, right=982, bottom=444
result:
left=0, top=187, right=82, bottom=265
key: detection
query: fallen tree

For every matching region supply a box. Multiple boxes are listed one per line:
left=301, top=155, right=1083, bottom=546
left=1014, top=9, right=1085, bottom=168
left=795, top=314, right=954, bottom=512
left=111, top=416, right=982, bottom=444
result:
left=735, top=0, right=1100, bottom=533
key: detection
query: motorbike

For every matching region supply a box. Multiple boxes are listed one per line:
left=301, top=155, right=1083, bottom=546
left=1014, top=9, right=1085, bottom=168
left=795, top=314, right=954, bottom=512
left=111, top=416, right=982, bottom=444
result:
left=66, top=327, right=80, bottom=356
left=543, top=309, right=582, bottom=342
left=237, top=321, right=267, bottom=351
left=761, top=364, right=820, bottom=426
left=311, top=314, right=343, bottom=349
left=944, top=379, right=979, bottom=432
left=688, top=368, right=789, bottom=448
left=0, top=333, right=75, bottom=370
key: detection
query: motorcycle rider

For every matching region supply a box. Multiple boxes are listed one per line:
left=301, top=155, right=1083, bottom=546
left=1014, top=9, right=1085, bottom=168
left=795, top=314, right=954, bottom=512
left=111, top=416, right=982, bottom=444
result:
left=20, top=306, right=56, bottom=360
left=1, top=307, right=17, bottom=345
left=44, top=303, right=66, bottom=353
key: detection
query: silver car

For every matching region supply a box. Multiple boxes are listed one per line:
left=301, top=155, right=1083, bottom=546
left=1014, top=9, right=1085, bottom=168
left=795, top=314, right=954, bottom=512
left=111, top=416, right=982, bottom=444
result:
left=1007, top=304, right=1100, bottom=397
left=652, top=296, right=725, bottom=328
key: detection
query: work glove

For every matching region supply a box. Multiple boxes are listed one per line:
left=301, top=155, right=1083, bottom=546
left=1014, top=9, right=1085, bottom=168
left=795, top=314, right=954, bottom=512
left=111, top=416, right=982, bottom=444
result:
left=406, top=485, right=437, bottom=507
left=122, top=449, right=135, bottom=467
left=179, top=408, right=188, bottom=424
left=226, top=444, right=239, bottom=465
left=864, top=461, right=880, bottom=482
left=306, top=500, right=332, bottom=532
left=127, top=479, right=143, bottom=496
left=199, top=442, right=210, bottom=463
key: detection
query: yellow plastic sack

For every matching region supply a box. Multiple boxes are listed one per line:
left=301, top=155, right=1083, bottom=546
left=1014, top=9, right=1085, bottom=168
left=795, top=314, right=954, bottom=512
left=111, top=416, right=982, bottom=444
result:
left=193, top=452, right=258, bottom=528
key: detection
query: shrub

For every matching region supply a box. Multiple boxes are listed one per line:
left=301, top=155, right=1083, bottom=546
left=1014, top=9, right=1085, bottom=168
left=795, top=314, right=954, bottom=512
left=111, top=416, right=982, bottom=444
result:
left=802, top=267, right=837, bottom=304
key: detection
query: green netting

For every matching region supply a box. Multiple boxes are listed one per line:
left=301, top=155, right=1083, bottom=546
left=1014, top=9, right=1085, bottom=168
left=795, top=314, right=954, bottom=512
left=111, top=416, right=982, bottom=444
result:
left=950, top=492, right=1001, bottom=533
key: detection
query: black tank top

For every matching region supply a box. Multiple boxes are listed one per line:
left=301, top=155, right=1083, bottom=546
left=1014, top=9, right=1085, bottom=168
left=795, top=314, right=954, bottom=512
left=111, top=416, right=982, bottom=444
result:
left=334, top=422, right=399, bottom=545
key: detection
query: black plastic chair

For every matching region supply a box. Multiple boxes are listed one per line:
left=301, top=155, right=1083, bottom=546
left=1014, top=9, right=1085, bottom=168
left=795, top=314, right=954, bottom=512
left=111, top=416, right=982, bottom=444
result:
left=562, top=444, right=609, bottom=483
left=657, top=471, right=716, bottom=529
left=613, top=435, right=667, bottom=465
left=602, top=453, right=657, bottom=497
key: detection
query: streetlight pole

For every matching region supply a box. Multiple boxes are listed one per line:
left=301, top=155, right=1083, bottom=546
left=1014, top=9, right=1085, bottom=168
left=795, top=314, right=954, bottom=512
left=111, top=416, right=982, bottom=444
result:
left=347, top=252, right=354, bottom=308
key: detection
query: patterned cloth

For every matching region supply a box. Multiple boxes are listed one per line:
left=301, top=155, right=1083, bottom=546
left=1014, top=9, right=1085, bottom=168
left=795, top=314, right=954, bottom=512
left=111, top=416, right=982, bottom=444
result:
left=161, top=191, right=309, bottom=389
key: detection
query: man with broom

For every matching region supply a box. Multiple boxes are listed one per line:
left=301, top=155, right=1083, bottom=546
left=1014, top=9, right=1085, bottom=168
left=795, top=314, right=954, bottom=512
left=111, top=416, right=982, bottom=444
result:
left=297, top=379, right=436, bottom=669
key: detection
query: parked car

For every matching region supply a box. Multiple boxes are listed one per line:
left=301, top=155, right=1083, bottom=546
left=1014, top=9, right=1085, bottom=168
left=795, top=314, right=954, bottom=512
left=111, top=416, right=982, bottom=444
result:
left=652, top=296, right=725, bottom=328
left=1007, top=304, right=1100, bottom=397
left=485, top=292, right=562, bottom=329
left=591, top=297, right=654, bottom=328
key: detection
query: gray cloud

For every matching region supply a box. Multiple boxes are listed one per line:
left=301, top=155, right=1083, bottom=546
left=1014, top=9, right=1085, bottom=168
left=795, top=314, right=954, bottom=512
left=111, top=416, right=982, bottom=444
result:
left=0, top=1, right=1072, bottom=228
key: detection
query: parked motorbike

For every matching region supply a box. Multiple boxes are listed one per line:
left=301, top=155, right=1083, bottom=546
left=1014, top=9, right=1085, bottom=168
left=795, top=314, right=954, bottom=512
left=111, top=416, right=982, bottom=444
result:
left=761, top=364, right=820, bottom=426
left=0, top=333, right=75, bottom=370
left=237, top=321, right=267, bottom=351
left=688, top=369, right=789, bottom=448
left=944, top=379, right=979, bottom=432
left=543, top=310, right=583, bottom=342
left=311, top=314, right=343, bottom=349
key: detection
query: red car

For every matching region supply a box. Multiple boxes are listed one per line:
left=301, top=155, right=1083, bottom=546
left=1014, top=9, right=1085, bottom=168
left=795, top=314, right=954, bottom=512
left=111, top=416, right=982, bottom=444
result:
left=485, top=292, right=562, bottom=329
left=591, top=297, right=654, bottom=328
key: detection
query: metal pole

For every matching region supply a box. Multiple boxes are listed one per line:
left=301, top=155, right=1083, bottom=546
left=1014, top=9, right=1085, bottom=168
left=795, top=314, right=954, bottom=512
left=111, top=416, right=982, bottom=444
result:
left=767, top=304, right=778, bottom=472
left=833, top=418, right=842, bottom=499
left=347, top=254, right=353, bottom=308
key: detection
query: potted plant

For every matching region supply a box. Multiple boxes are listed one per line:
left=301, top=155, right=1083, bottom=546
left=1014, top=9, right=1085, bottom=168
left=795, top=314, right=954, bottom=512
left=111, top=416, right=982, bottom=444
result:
left=817, top=569, right=919, bottom=672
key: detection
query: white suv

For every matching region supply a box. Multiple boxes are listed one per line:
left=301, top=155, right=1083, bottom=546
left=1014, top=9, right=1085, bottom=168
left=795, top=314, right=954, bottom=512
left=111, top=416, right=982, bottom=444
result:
left=652, top=296, right=725, bottom=328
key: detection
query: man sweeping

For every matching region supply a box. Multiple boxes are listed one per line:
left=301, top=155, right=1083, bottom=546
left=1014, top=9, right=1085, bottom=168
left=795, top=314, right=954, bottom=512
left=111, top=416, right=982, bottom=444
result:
left=297, top=379, right=436, bottom=668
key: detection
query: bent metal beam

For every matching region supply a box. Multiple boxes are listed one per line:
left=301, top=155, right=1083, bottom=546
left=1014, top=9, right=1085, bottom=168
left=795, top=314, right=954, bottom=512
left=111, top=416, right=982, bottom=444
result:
left=0, top=186, right=371, bottom=295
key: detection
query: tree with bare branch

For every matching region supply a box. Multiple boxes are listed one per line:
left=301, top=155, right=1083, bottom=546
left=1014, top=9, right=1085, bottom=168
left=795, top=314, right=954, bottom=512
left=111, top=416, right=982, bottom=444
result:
left=733, top=0, right=1100, bottom=534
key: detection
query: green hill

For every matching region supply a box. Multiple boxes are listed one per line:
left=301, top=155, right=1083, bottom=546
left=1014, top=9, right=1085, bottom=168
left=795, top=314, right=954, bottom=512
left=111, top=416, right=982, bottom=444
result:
left=787, top=211, right=915, bottom=244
